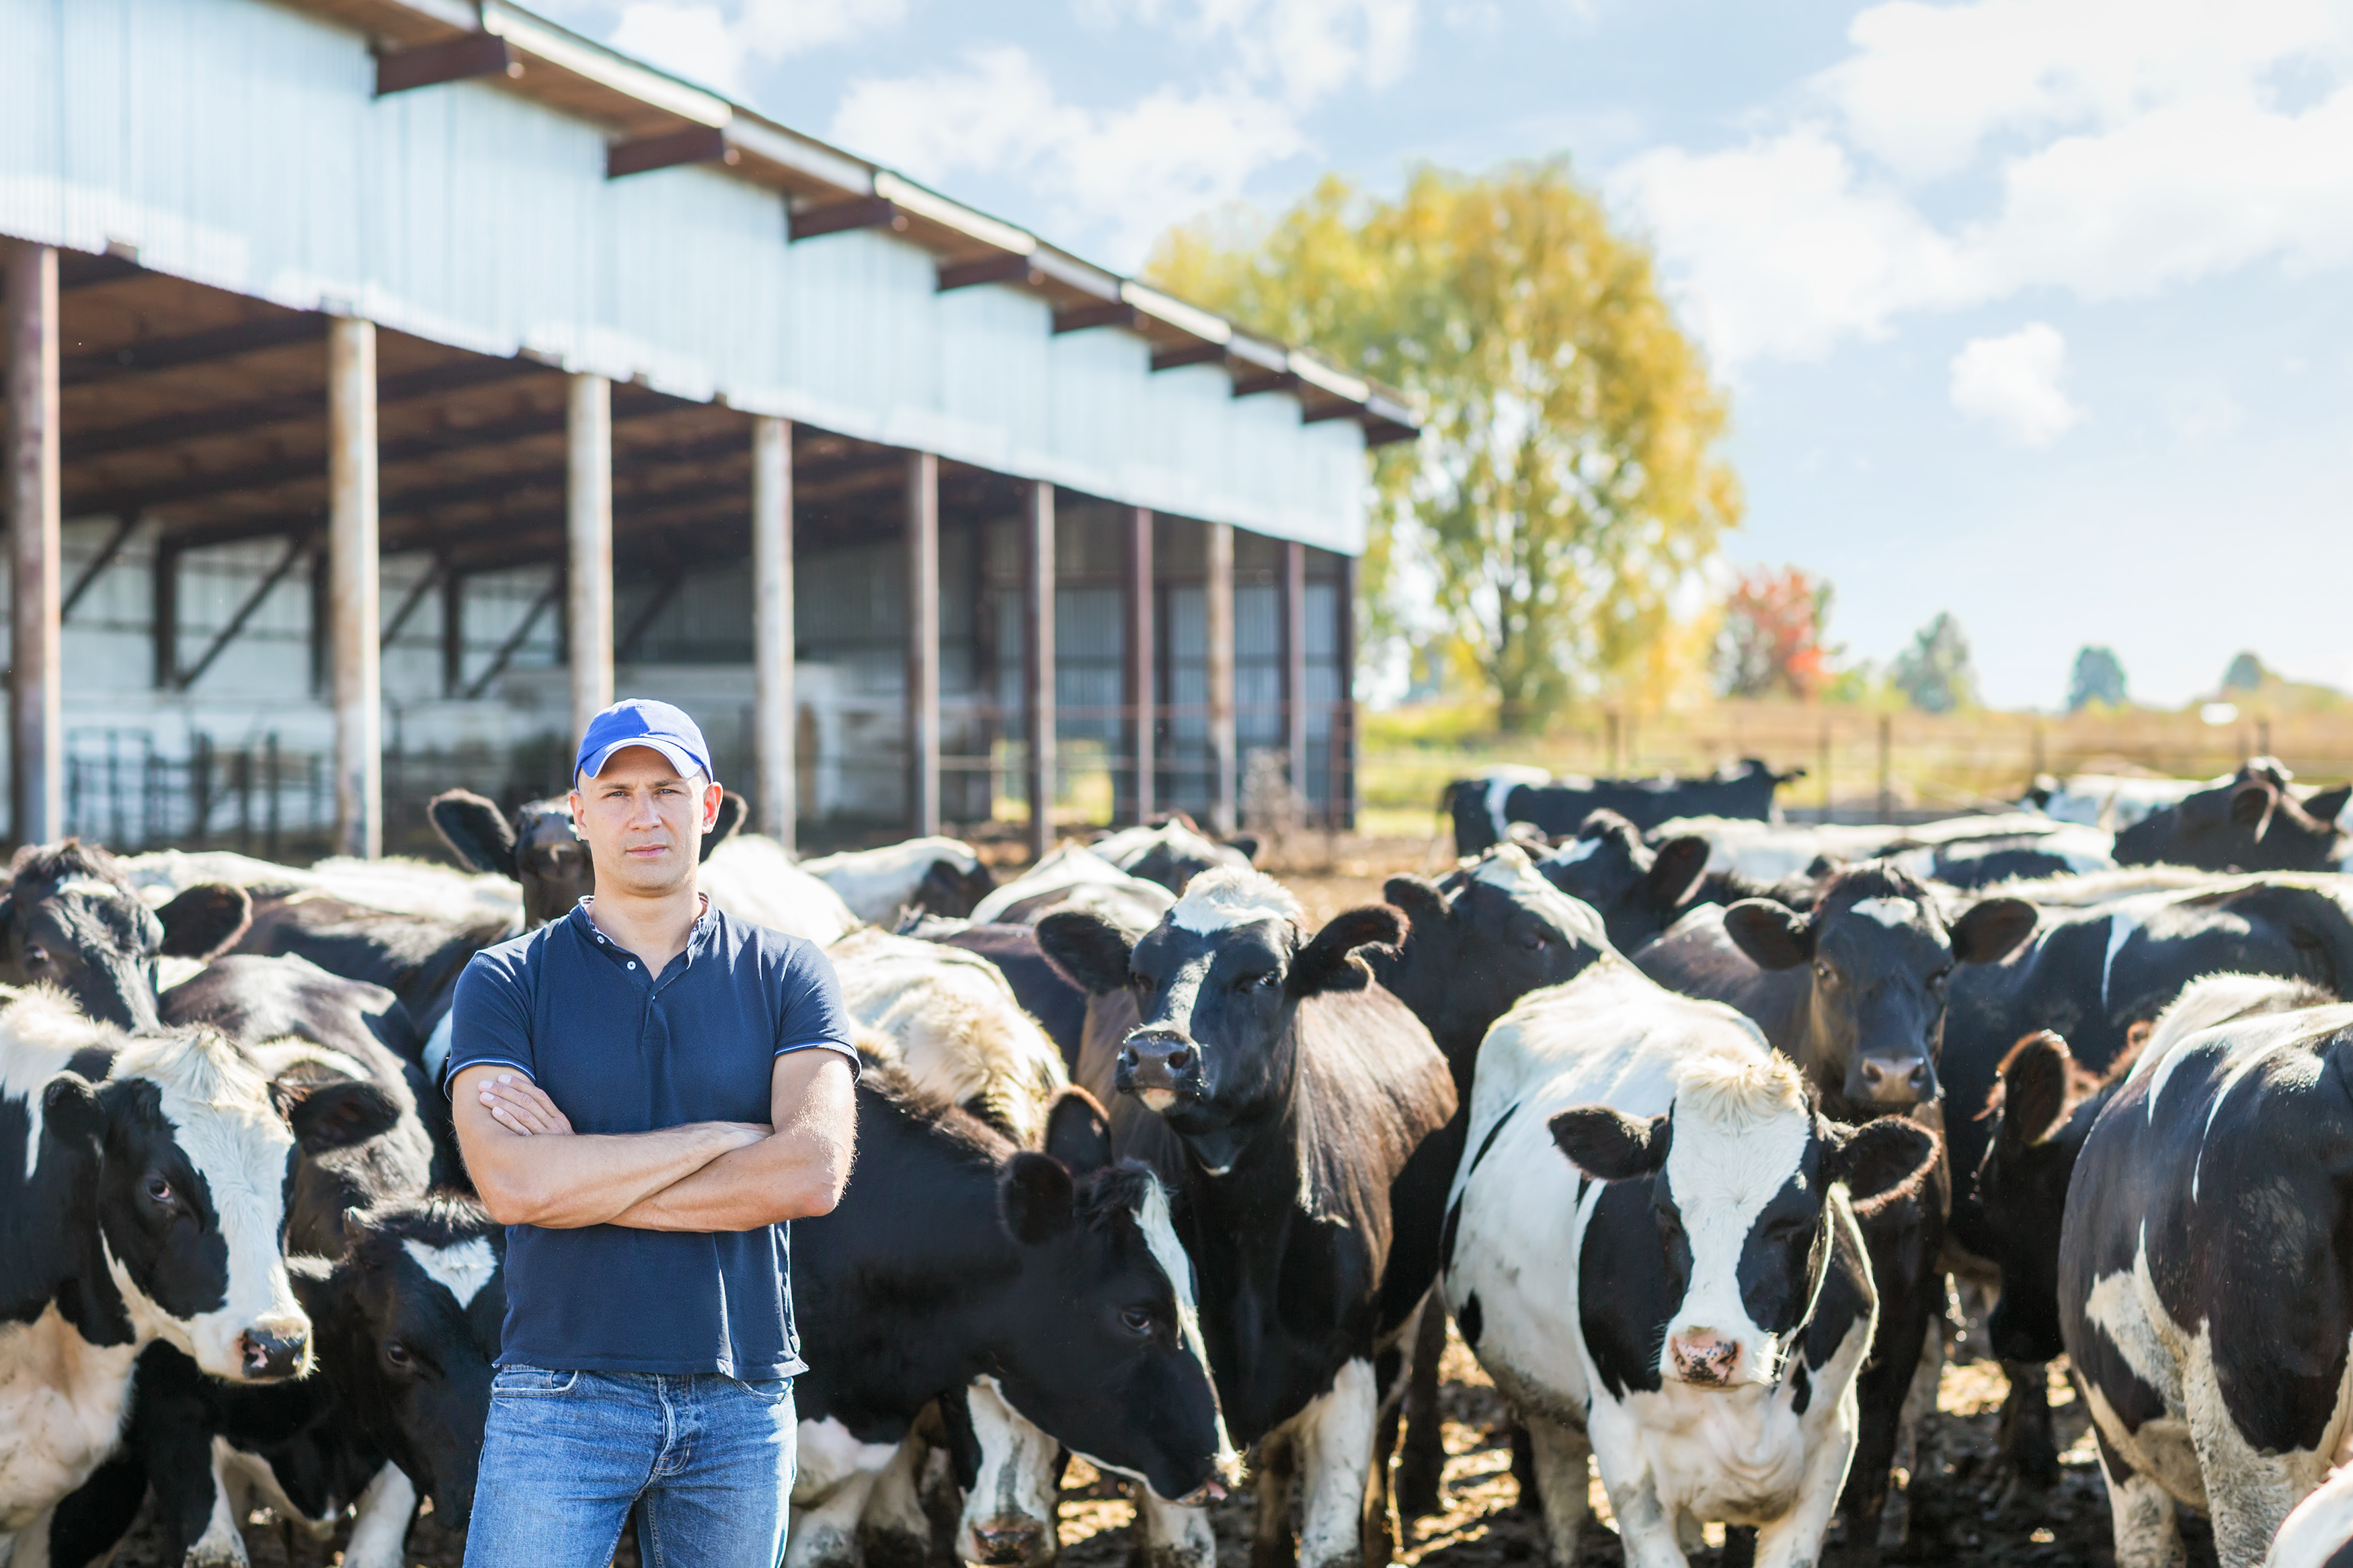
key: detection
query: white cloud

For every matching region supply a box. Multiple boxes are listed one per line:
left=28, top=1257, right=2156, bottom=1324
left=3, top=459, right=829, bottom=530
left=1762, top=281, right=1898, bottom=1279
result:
left=1613, top=0, right=2353, bottom=371
left=1084, top=0, right=1418, bottom=106
left=830, top=45, right=1306, bottom=264
left=604, top=0, right=906, bottom=95
left=1950, top=323, right=2081, bottom=446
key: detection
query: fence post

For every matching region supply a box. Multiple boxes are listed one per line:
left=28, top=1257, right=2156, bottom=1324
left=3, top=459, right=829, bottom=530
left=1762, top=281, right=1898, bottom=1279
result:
left=1607, top=710, right=1621, bottom=775
left=1819, top=722, right=1833, bottom=821
left=1876, top=714, right=1893, bottom=822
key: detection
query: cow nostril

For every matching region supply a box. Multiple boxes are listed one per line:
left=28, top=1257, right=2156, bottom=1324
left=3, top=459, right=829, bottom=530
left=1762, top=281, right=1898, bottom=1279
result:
left=1118, top=1044, right=1139, bottom=1069
left=1909, top=1063, right=1930, bottom=1088
left=240, top=1327, right=309, bottom=1379
left=1165, top=1046, right=1191, bottom=1071
left=971, top=1522, right=1045, bottom=1565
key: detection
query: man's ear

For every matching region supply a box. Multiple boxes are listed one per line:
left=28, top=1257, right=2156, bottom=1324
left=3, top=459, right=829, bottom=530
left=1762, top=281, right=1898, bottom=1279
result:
left=1042, top=1089, right=1114, bottom=1175
left=1036, top=911, right=1137, bottom=996
left=1289, top=905, right=1407, bottom=997
left=703, top=790, right=750, bottom=860
left=155, top=884, right=253, bottom=961
left=1724, top=900, right=1814, bottom=970
left=429, top=791, right=518, bottom=880
left=1644, top=837, right=1711, bottom=913
left=999, top=1151, right=1077, bottom=1245
left=1549, top=1106, right=1669, bottom=1182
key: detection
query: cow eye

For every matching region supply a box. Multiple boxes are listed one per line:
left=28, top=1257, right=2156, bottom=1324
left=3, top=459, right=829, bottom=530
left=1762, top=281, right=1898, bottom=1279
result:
left=1119, top=1307, right=1155, bottom=1335
left=144, top=1175, right=172, bottom=1204
left=1813, top=961, right=1835, bottom=984
left=383, top=1340, right=413, bottom=1368
left=1520, top=926, right=1554, bottom=952
left=1927, top=968, right=1952, bottom=994
left=24, top=944, right=49, bottom=968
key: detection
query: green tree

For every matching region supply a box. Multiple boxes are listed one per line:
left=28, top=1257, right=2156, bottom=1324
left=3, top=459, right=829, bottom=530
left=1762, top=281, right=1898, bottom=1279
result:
left=1890, top=613, right=1977, bottom=714
left=2223, top=651, right=2266, bottom=692
left=2067, top=645, right=2128, bottom=712
left=1150, top=163, right=1740, bottom=730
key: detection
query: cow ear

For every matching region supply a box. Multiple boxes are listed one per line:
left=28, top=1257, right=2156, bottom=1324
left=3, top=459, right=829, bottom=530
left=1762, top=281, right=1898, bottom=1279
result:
left=1723, top=899, right=1813, bottom=970
left=703, top=792, right=750, bottom=860
left=999, top=1151, right=1077, bottom=1244
left=155, top=883, right=252, bottom=960
left=1289, top=904, right=1406, bottom=997
left=1996, top=1031, right=2075, bottom=1147
left=1036, top=911, right=1135, bottom=997
left=1224, top=834, right=1260, bottom=864
left=1548, top=1106, right=1669, bottom=1182
left=1043, top=1088, right=1114, bottom=1175
left=1951, top=897, right=2036, bottom=965
left=1382, top=875, right=1451, bottom=938
left=429, top=791, right=518, bottom=880
left=1644, top=837, right=1710, bottom=913
left=1823, top=1116, right=1940, bottom=1219
left=275, top=1079, right=402, bottom=1154
left=2230, top=778, right=2278, bottom=840
left=41, top=1073, right=106, bottom=1148
left=2309, top=783, right=2353, bottom=827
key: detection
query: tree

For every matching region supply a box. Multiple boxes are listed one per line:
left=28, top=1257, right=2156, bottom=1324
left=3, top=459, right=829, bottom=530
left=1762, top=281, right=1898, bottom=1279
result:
left=1890, top=613, right=1977, bottom=714
left=2223, top=651, right=2266, bottom=692
left=2067, top=645, right=2128, bottom=712
left=1150, top=163, right=1740, bottom=730
left=1716, top=567, right=1831, bottom=700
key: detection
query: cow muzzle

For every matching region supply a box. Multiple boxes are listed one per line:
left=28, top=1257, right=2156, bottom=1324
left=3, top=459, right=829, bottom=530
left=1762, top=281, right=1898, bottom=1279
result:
left=1852, top=1051, right=1934, bottom=1106
left=240, top=1323, right=312, bottom=1380
left=1666, top=1329, right=1743, bottom=1388
left=966, top=1516, right=1049, bottom=1565
left=1118, top=1030, right=1202, bottom=1112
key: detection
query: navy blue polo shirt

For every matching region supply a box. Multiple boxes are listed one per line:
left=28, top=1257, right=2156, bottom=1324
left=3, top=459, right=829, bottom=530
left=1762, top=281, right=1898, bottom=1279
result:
left=444, top=899, right=858, bottom=1378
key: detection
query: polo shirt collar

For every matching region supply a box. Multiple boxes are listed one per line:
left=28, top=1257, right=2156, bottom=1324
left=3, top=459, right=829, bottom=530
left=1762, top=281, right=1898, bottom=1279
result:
left=569, top=895, right=719, bottom=977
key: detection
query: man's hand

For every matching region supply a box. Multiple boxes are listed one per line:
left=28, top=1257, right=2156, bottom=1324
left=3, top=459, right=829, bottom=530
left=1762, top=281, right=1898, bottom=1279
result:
left=476, top=1074, right=768, bottom=1148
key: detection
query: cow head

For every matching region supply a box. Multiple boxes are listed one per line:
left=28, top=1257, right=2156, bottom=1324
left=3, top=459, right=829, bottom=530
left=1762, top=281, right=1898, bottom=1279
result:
left=38, top=1009, right=399, bottom=1381
left=2113, top=761, right=2352, bottom=873
left=1723, top=864, right=2034, bottom=1111
left=1374, top=844, right=1609, bottom=1076
left=1037, top=870, right=1404, bottom=1174
left=317, top=1196, right=505, bottom=1518
left=1551, top=1054, right=1939, bottom=1391
left=432, top=787, right=750, bottom=928
left=1101, top=815, right=1257, bottom=894
left=1975, top=1030, right=2104, bottom=1364
left=0, top=841, right=251, bottom=1030
left=985, top=1091, right=1234, bottom=1525
left=912, top=856, right=999, bottom=921
left=1533, top=811, right=1711, bottom=954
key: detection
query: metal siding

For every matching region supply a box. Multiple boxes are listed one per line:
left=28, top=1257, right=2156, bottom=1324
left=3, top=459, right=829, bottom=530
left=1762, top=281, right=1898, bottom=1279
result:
left=0, top=0, right=1371, bottom=553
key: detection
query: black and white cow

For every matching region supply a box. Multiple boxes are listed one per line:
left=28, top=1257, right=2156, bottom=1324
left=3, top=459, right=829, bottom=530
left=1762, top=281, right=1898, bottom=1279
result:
left=1635, top=862, right=2037, bottom=1117
left=923, top=921, right=1093, bottom=1075
left=1090, top=816, right=1258, bottom=894
left=2264, top=1461, right=2353, bottom=1568
left=1036, top=870, right=1456, bottom=1568
left=2112, top=760, right=2353, bottom=873
left=1447, top=758, right=1798, bottom=856
left=0, top=988, right=399, bottom=1555
left=801, top=837, right=996, bottom=925
left=0, top=840, right=251, bottom=1031
left=1525, top=812, right=1714, bottom=956
left=972, top=843, right=1176, bottom=935
left=2059, top=982, right=2353, bottom=1568
left=1443, top=959, right=1938, bottom=1567
left=788, top=1076, right=1232, bottom=1568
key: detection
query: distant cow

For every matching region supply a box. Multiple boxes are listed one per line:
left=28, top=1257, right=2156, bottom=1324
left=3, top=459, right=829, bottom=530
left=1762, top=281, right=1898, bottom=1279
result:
left=1447, top=758, right=1798, bottom=856
left=971, top=843, right=1175, bottom=934
left=1090, top=815, right=1257, bottom=893
left=1527, top=812, right=1714, bottom=955
left=1654, top=811, right=2114, bottom=890
left=801, top=836, right=995, bottom=925
left=2061, top=987, right=2353, bottom=1567
left=0, top=991, right=398, bottom=1553
left=2112, top=761, right=2352, bottom=872
left=1037, top=870, right=1455, bottom=1568
left=1443, top=959, right=1938, bottom=1568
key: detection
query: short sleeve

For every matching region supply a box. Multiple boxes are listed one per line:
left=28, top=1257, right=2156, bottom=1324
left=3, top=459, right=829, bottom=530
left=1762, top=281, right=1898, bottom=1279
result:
left=442, top=950, right=539, bottom=1091
left=776, top=942, right=861, bottom=1080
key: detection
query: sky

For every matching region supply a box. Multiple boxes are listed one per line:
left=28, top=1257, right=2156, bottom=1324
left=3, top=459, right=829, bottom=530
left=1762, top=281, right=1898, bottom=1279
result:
left=532, top=0, right=2353, bottom=711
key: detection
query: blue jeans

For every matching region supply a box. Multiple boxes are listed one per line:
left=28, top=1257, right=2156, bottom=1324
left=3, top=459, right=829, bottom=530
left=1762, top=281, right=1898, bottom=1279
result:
left=463, top=1366, right=796, bottom=1567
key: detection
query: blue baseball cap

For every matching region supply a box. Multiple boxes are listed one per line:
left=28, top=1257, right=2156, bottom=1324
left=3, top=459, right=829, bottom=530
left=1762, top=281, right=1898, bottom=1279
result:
left=575, top=700, right=715, bottom=787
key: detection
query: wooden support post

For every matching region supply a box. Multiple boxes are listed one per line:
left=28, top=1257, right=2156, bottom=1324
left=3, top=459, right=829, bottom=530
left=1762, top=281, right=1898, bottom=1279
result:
left=440, top=568, right=464, bottom=697
left=567, top=373, right=613, bottom=749
left=1284, top=540, right=1308, bottom=815
left=152, top=540, right=179, bottom=690
left=1206, top=520, right=1236, bottom=836
left=1126, top=507, right=1154, bottom=825
left=1340, top=552, right=1360, bottom=831
left=5, top=243, right=61, bottom=845
left=327, top=317, right=381, bottom=858
left=1025, top=481, right=1055, bottom=859
left=752, top=417, right=795, bottom=848
left=905, top=452, right=940, bottom=836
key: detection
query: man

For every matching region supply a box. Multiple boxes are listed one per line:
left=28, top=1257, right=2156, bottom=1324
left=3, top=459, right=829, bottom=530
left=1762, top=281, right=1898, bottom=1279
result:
left=445, top=699, right=859, bottom=1567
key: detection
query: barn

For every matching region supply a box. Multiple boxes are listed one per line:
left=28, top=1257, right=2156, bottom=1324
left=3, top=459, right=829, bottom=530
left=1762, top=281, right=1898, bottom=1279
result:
left=0, top=0, right=1411, bottom=860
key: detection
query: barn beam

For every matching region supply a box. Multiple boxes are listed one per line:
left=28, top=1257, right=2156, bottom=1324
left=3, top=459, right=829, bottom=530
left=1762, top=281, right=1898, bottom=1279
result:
left=1206, top=520, right=1236, bottom=836
left=1051, top=302, right=1145, bottom=335
left=936, top=254, right=1041, bottom=293
left=56, top=253, right=145, bottom=293
left=464, top=575, right=563, bottom=700
left=790, top=198, right=904, bottom=243
left=1285, top=540, right=1309, bottom=813
left=5, top=242, right=63, bottom=843
left=381, top=555, right=446, bottom=649
left=607, top=126, right=737, bottom=179
left=374, top=33, right=518, bottom=96
left=1025, top=481, right=1055, bottom=858
left=1125, top=507, right=1154, bottom=825
left=615, top=563, right=688, bottom=661
left=61, top=313, right=327, bottom=386
left=752, top=416, right=795, bottom=846
left=61, top=513, right=138, bottom=622
left=905, top=450, right=939, bottom=836
left=174, top=530, right=316, bottom=692
left=1150, top=343, right=1226, bottom=372
left=567, top=373, right=614, bottom=747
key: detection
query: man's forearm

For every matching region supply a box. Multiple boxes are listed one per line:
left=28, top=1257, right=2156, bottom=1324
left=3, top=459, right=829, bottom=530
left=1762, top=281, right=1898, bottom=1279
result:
left=477, top=1122, right=757, bottom=1229
left=604, top=1127, right=839, bottom=1232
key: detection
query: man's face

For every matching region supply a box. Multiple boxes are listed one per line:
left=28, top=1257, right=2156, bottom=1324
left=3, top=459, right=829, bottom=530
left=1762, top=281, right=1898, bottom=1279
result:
left=569, top=747, right=721, bottom=898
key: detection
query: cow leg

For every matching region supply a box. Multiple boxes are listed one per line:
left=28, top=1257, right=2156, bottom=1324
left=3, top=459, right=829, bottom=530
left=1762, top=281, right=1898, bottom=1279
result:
left=42, top=1447, right=147, bottom=1568
left=2183, top=1345, right=2313, bottom=1568
left=1835, top=1291, right=1936, bottom=1562
left=1394, top=1301, right=1448, bottom=1520
left=1133, top=1491, right=1216, bottom=1568
left=791, top=1467, right=885, bottom=1568
left=1753, top=1389, right=1860, bottom=1568
left=1520, top=1414, right=1591, bottom=1568
left=184, top=1440, right=253, bottom=1568
left=1992, top=1361, right=2058, bottom=1502
left=1293, top=1358, right=1378, bottom=1568
left=339, top=1464, right=418, bottom=1568
left=859, top=1436, right=936, bottom=1568
left=2095, top=1440, right=2184, bottom=1568
left=1882, top=1323, right=1946, bottom=1550
left=1507, top=1423, right=1536, bottom=1514
left=959, top=1380, right=1062, bottom=1567
left=1250, top=1430, right=1300, bottom=1568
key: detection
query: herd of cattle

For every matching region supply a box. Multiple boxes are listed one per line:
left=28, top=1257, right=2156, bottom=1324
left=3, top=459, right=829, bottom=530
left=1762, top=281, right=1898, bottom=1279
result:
left=7, top=755, right=2353, bottom=1568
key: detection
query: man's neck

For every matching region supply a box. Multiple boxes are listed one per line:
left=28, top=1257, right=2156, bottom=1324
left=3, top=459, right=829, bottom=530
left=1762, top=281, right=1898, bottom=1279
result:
left=585, top=880, right=704, bottom=973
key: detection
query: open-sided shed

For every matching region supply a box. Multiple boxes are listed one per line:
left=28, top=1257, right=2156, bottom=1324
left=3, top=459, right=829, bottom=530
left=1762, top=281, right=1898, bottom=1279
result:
left=0, top=0, right=1412, bottom=856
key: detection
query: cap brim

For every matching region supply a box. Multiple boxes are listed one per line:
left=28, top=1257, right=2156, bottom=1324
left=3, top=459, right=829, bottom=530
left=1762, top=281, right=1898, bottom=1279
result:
left=580, top=738, right=705, bottom=784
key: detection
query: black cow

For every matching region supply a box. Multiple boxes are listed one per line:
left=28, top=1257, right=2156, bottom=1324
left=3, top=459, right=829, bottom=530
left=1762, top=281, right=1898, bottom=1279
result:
left=0, top=993, right=398, bottom=1551
left=2059, top=983, right=2353, bottom=1567
left=0, top=839, right=251, bottom=1030
left=789, top=1076, right=1232, bottom=1568
left=2113, top=759, right=2352, bottom=872
left=429, top=787, right=749, bottom=930
left=1091, top=815, right=1259, bottom=893
left=926, top=921, right=1092, bottom=1075
left=1037, top=870, right=1456, bottom=1568
left=1526, top=810, right=1714, bottom=954
left=1447, top=757, right=1798, bottom=855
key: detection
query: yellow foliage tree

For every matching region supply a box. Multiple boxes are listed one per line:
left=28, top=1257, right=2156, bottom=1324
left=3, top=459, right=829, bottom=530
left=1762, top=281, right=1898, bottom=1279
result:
left=1151, top=163, right=1741, bottom=731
